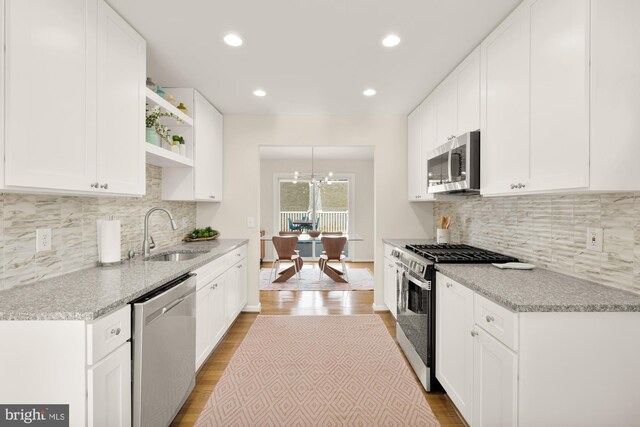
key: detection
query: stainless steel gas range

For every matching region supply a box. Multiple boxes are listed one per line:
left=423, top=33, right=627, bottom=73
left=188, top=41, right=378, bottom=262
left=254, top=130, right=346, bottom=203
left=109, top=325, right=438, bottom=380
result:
left=391, top=243, right=517, bottom=392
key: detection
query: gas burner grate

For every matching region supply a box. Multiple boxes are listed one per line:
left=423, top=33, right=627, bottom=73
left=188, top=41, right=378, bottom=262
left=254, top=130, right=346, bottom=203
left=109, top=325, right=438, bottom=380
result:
left=405, top=243, right=518, bottom=264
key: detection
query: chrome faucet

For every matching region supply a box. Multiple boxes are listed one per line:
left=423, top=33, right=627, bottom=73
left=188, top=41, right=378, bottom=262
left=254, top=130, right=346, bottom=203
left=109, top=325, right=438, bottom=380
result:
left=142, top=207, right=179, bottom=257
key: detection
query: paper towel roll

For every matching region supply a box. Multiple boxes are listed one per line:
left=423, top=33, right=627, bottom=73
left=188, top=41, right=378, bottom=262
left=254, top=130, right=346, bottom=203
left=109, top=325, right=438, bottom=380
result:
left=97, top=219, right=121, bottom=264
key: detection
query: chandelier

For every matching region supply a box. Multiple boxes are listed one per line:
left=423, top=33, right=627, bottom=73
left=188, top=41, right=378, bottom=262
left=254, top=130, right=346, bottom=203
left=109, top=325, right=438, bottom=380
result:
left=292, top=147, right=333, bottom=185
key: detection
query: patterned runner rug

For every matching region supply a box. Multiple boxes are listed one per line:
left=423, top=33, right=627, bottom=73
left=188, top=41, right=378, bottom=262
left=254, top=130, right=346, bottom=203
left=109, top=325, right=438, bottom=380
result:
left=195, top=315, right=440, bottom=426
left=259, top=266, right=374, bottom=290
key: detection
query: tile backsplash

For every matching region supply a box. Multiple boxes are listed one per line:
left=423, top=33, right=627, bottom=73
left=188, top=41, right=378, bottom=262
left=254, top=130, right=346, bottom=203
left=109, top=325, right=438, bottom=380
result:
left=1, top=165, right=196, bottom=290
left=434, top=193, right=640, bottom=295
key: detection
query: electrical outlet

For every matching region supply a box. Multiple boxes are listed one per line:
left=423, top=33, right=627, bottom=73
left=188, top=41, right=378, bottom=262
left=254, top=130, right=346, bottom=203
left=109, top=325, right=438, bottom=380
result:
left=36, top=228, right=52, bottom=252
left=247, top=217, right=255, bottom=228
left=586, top=227, right=603, bottom=252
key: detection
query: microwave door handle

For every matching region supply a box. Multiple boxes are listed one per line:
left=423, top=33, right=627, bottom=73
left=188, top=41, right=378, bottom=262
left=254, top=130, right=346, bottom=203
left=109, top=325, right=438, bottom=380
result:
left=447, top=148, right=453, bottom=183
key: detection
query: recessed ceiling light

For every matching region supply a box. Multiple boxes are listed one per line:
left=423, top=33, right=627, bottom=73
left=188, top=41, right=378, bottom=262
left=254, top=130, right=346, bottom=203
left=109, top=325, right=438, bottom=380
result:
left=363, top=88, right=377, bottom=97
left=253, top=89, right=266, bottom=97
left=224, top=33, right=244, bottom=47
left=382, top=34, right=401, bottom=48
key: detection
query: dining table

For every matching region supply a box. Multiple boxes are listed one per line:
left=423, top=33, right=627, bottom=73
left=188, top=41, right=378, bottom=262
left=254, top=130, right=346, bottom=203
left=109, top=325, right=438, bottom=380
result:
left=291, top=219, right=314, bottom=231
left=261, top=233, right=363, bottom=282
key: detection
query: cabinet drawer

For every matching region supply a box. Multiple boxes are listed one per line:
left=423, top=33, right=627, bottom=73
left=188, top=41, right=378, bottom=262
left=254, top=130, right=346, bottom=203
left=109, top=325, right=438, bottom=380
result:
left=228, top=245, right=247, bottom=263
left=194, top=258, right=227, bottom=291
left=474, top=293, right=518, bottom=351
left=87, top=305, right=131, bottom=365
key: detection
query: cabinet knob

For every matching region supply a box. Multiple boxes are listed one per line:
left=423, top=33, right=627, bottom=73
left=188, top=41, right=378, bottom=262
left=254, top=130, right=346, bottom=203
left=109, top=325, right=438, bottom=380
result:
left=209, top=195, right=216, bottom=199
left=510, top=184, right=516, bottom=190
left=446, top=283, right=453, bottom=288
left=90, top=182, right=99, bottom=188
left=236, top=265, right=242, bottom=269
left=486, top=315, right=495, bottom=323
left=211, top=283, right=217, bottom=290
left=100, top=183, right=109, bottom=189
left=110, top=327, right=121, bottom=336
left=470, top=330, right=478, bottom=337
left=518, top=183, right=526, bottom=189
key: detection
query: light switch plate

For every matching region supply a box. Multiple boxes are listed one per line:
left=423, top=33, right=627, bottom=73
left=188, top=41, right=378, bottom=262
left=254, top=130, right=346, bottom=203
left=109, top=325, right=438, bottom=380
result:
left=36, top=228, right=52, bottom=252
left=247, top=217, right=255, bottom=228
left=586, top=227, right=603, bottom=252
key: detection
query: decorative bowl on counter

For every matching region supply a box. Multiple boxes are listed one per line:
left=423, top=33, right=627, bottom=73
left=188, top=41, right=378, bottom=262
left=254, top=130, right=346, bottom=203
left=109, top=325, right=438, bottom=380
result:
left=183, top=227, right=220, bottom=242
left=308, top=230, right=321, bottom=238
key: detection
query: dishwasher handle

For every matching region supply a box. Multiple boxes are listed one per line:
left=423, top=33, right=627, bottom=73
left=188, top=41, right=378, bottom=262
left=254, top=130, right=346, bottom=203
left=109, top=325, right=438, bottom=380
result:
left=162, top=296, right=185, bottom=315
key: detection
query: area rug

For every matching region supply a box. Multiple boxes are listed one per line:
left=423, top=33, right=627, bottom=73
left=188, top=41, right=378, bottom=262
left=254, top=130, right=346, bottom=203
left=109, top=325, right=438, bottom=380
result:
left=194, top=315, right=440, bottom=427
left=259, top=266, right=374, bottom=291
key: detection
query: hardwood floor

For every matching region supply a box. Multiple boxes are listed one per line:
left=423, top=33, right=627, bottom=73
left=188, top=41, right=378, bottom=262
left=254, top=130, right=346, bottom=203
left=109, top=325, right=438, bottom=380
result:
left=171, top=264, right=465, bottom=426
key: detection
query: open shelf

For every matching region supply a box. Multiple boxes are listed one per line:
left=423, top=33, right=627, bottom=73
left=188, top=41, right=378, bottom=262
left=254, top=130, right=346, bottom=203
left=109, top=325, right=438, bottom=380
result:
left=145, top=143, right=194, bottom=168
left=145, top=87, right=193, bottom=126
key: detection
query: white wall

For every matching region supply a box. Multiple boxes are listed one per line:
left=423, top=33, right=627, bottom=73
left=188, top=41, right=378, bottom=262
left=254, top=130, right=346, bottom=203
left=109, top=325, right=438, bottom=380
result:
left=260, top=157, right=374, bottom=261
left=197, top=115, right=434, bottom=310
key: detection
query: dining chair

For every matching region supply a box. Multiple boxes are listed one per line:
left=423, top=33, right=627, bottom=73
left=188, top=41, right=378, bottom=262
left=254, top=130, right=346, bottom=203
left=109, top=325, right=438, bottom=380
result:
left=270, top=236, right=302, bottom=282
left=318, top=236, right=349, bottom=282
left=288, top=218, right=301, bottom=232
left=319, top=231, right=344, bottom=257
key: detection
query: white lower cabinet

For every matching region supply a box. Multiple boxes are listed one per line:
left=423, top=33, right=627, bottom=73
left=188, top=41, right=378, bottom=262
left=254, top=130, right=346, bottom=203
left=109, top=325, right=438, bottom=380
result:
left=436, top=274, right=474, bottom=422
left=195, top=245, right=248, bottom=371
left=88, top=342, right=131, bottom=427
left=437, top=272, right=640, bottom=426
left=86, top=305, right=131, bottom=427
left=472, top=328, right=517, bottom=427
left=383, top=254, right=397, bottom=318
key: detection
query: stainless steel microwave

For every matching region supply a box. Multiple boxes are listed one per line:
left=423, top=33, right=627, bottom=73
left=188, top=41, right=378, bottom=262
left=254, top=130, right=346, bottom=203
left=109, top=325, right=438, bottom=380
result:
left=426, top=130, right=480, bottom=194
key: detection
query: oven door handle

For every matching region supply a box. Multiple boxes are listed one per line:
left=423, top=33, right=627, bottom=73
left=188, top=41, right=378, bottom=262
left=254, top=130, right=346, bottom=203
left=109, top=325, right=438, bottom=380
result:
left=408, top=273, right=431, bottom=290
left=395, top=262, right=431, bottom=290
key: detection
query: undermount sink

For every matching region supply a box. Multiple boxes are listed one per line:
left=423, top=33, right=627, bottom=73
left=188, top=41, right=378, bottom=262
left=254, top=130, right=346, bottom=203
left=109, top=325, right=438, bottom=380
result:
left=146, top=251, right=208, bottom=262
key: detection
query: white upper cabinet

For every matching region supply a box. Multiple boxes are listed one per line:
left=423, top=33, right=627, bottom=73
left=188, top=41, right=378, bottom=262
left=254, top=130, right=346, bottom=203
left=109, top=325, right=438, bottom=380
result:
left=420, top=94, right=437, bottom=155
left=435, top=74, right=458, bottom=147
left=162, top=89, right=223, bottom=202
left=408, top=94, right=437, bottom=202
left=456, top=47, right=481, bottom=136
left=96, top=0, right=146, bottom=195
left=407, top=105, right=424, bottom=201
left=527, top=0, right=590, bottom=192
left=194, top=91, right=223, bottom=201
left=4, top=0, right=145, bottom=196
left=480, top=5, right=531, bottom=195
left=590, top=0, right=640, bottom=191
left=5, top=0, right=97, bottom=192
left=479, top=0, right=640, bottom=196
left=435, top=46, right=481, bottom=148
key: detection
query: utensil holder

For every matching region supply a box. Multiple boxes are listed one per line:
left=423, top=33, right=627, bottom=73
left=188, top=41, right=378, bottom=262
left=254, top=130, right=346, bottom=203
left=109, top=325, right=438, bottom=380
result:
left=437, top=228, right=450, bottom=244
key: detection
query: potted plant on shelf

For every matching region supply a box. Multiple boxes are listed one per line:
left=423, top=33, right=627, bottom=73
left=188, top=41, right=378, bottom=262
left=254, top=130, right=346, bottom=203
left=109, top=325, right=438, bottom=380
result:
left=145, top=104, right=183, bottom=148
left=172, top=135, right=186, bottom=156
left=171, top=135, right=183, bottom=154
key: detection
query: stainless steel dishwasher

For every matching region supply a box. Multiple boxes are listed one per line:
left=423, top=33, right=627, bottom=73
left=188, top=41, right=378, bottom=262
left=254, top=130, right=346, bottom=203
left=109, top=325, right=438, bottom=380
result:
left=132, top=273, right=197, bottom=427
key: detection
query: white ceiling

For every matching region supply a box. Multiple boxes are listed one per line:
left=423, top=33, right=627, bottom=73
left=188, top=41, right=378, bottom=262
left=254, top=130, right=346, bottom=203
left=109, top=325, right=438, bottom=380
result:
left=260, top=146, right=374, bottom=160
left=108, top=0, right=520, bottom=115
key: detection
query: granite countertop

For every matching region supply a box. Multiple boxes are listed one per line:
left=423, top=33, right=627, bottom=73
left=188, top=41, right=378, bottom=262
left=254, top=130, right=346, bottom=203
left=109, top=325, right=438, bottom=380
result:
left=436, top=264, right=640, bottom=313
left=383, top=238, right=640, bottom=313
left=0, top=239, right=248, bottom=321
